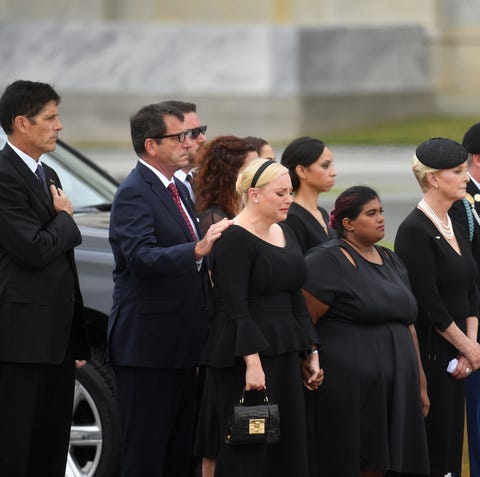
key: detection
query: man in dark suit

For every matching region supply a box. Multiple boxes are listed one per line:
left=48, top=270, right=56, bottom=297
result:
left=108, top=103, right=231, bottom=477
left=450, top=122, right=480, bottom=477
left=0, top=80, right=90, bottom=476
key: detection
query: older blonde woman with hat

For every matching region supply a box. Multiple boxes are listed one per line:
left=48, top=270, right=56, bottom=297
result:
left=395, top=137, right=480, bottom=477
left=195, top=158, right=322, bottom=477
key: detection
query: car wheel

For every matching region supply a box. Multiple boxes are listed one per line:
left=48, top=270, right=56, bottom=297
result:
left=66, top=360, right=121, bottom=477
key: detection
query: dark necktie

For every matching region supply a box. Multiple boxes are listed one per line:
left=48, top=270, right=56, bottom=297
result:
left=167, top=183, right=198, bottom=241
left=185, top=173, right=195, bottom=201
left=35, top=163, right=49, bottom=195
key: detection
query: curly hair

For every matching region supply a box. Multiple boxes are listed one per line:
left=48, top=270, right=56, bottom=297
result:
left=194, top=136, right=257, bottom=217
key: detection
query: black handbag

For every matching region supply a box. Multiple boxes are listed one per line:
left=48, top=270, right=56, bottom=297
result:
left=225, top=387, right=280, bottom=445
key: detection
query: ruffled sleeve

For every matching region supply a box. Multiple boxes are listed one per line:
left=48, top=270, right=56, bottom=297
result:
left=201, top=227, right=270, bottom=366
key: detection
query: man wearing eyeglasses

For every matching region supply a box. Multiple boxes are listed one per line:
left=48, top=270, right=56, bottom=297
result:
left=108, top=102, right=231, bottom=477
left=163, top=100, right=207, bottom=202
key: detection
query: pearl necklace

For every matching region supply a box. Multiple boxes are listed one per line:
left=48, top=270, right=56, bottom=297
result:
left=417, top=199, right=454, bottom=240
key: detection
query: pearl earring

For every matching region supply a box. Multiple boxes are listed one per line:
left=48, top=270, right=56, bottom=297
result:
left=254, top=200, right=259, bottom=204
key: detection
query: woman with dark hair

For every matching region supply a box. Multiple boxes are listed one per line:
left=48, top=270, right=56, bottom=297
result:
left=395, top=138, right=480, bottom=477
left=243, top=136, right=276, bottom=161
left=303, top=186, right=430, bottom=477
left=281, top=136, right=336, bottom=254
left=194, top=135, right=257, bottom=236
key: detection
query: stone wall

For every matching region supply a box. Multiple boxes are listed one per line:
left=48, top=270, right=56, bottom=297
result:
left=0, top=22, right=432, bottom=143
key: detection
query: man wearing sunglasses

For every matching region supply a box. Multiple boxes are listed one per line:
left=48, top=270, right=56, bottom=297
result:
left=163, top=100, right=207, bottom=202
left=108, top=102, right=231, bottom=477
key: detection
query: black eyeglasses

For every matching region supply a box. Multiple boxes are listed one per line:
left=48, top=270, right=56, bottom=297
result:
left=153, top=130, right=193, bottom=143
left=188, top=125, right=208, bottom=140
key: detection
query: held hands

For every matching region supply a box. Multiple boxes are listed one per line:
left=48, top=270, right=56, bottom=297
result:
left=461, top=341, right=480, bottom=373
left=452, top=354, right=475, bottom=380
left=50, top=184, right=74, bottom=216
left=194, top=218, right=233, bottom=260
left=301, top=352, right=324, bottom=391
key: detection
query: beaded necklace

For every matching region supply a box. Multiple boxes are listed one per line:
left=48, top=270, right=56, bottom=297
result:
left=417, top=199, right=454, bottom=240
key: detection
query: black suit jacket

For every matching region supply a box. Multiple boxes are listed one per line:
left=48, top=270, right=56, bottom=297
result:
left=450, top=180, right=480, bottom=289
left=0, top=144, right=90, bottom=364
left=107, top=162, right=211, bottom=369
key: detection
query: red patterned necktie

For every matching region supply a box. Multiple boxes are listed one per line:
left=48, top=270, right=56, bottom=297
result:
left=167, top=183, right=198, bottom=241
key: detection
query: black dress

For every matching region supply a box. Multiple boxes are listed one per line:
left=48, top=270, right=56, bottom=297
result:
left=283, top=202, right=335, bottom=254
left=395, top=208, right=479, bottom=475
left=196, top=224, right=319, bottom=477
left=198, top=204, right=229, bottom=237
left=303, top=239, right=430, bottom=477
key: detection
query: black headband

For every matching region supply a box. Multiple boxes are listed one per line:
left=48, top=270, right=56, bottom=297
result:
left=250, top=161, right=275, bottom=188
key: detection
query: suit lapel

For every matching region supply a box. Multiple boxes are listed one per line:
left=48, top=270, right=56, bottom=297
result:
left=2, top=144, right=55, bottom=213
left=137, top=163, right=196, bottom=242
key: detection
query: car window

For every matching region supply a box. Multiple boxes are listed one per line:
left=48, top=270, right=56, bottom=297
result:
left=0, top=130, right=117, bottom=211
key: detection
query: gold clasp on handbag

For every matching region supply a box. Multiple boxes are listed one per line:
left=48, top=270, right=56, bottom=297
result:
left=249, top=418, right=265, bottom=434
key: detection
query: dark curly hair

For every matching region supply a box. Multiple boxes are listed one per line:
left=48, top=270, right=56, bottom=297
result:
left=194, top=136, right=257, bottom=217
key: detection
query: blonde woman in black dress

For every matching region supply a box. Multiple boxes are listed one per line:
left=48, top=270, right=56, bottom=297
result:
left=196, top=159, right=323, bottom=477
left=395, top=138, right=480, bottom=477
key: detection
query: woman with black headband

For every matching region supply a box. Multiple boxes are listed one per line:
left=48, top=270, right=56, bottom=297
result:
left=195, top=158, right=322, bottom=477
left=281, top=136, right=337, bottom=254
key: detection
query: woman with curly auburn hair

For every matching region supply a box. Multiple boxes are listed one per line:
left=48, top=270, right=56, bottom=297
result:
left=194, top=135, right=258, bottom=236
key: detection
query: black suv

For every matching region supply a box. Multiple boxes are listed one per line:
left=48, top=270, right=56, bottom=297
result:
left=0, top=131, right=121, bottom=477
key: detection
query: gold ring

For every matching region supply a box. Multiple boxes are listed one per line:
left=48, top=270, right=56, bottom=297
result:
left=466, top=367, right=471, bottom=374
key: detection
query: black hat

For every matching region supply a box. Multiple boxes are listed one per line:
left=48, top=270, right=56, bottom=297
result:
left=415, top=138, right=467, bottom=169
left=462, top=123, right=480, bottom=154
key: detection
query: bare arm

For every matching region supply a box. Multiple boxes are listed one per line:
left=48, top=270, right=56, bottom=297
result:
left=409, top=324, right=430, bottom=416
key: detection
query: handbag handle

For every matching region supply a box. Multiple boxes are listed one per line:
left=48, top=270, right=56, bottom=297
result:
left=239, top=387, right=269, bottom=405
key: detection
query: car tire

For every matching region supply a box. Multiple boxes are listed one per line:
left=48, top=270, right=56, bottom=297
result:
left=67, top=359, right=121, bottom=477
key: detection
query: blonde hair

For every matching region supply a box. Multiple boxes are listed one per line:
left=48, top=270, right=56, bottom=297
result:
left=412, top=154, right=439, bottom=192
left=236, top=158, right=289, bottom=204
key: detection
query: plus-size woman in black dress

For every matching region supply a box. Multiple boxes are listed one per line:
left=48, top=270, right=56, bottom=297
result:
left=303, top=186, right=430, bottom=477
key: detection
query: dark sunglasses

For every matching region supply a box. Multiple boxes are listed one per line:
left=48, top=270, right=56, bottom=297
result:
left=188, top=125, right=208, bottom=140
